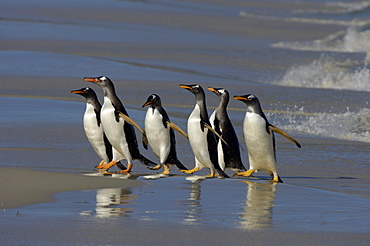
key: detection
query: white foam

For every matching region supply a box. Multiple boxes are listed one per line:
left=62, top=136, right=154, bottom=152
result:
left=276, top=55, right=370, bottom=91
left=272, top=27, right=370, bottom=53
left=267, top=108, right=370, bottom=143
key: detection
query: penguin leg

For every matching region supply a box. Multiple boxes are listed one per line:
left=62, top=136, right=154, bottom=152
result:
left=148, top=164, right=162, bottom=170
left=204, top=169, right=215, bottom=178
left=236, top=169, right=255, bottom=177
left=95, top=160, right=117, bottom=170
left=160, top=164, right=170, bottom=175
left=116, top=164, right=133, bottom=174
left=181, top=167, right=200, bottom=174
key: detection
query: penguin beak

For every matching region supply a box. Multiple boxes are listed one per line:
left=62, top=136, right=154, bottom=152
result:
left=84, top=77, right=99, bottom=83
left=207, top=87, right=220, bottom=94
left=233, top=95, right=248, bottom=101
left=71, top=90, right=83, bottom=94
left=179, top=84, right=192, bottom=90
left=142, top=101, right=152, bottom=108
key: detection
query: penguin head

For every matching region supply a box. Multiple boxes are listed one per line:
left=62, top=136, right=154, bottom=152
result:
left=142, top=94, right=162, bottom=108
left=71, top=87, right=97, bottom=99
left=233, top=94, right=261, bottom=111
left=179, top=84, right=205, bottom=96
left=84, top=76, right=112, bottom=88
left=207, top=87, right=229, bottom=100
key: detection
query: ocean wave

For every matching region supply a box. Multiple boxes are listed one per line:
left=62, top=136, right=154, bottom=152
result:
left=275, top=55, right=370, bottom=91
left=272, top=26, right=370, bottom=52
left=267, top=107, right=370, bottom=143
left=327, top=1, right=370, bottom=14
left=239, top=12, right=370, bottom=27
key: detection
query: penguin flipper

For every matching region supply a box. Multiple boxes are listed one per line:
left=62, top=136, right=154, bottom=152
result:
left=167, top=121, right=188, bottom=140
left=203, top=123, right=229, bottom=147
left=269, top=125, right=301, bottom=148
left=119, top=112, right=146, bottom=136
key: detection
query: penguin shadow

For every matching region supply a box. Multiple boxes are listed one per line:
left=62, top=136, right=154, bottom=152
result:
left=238, top=181, right=277, bottom=230
left=80, top=188, right=138, bottom=218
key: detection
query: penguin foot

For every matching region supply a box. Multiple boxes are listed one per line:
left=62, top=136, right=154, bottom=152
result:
left=181, top=167, right=200, bottom=174
left=204, top=169, right=215, bottom=178
left=97, top=160, right=106, bottom=166
left=269, top=175, right=283, bottom=183
left=116, top=164, right=133, bottom=174
left=236, top=169, right=255, bottom=177
left=95, top=161, right=117, bottom=170
left=159, top=165, right=170, bottom=175
left=148, top=164, right=162, bottom=171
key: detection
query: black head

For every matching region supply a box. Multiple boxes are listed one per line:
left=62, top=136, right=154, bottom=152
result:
left=208, top=87, right=229, bottom=100
left=84, top=76, right=112, bottom=88
left=142, top=94, right=162, bottom=108
left=179, top=84, right=205, bottom=99
left=233, top=94, right=263, bottom=113
left=71, top=87, right=97, bottom=99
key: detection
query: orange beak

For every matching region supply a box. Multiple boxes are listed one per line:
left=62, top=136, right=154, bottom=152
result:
left=84, top=77, right=98, bottom=83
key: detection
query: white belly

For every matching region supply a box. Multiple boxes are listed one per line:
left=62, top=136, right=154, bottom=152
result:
left=83, top=104, right=108, bottom=162
left=101, top=97, right=129, bottom=160
left=243, top=112, right=276, bottom=173
left=187, top=105, right=213, bottom=169
left=145, top=108, right=170, bottom=163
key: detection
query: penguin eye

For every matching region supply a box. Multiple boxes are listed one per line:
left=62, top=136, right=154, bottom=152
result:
left=100, top=76, right=107, bottom=81
left=248, top=95, right=255, bottom=100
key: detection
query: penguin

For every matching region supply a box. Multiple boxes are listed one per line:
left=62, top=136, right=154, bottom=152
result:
left=71, top=87, right=126, bottom=170
left=142, top=94, right=188, bottom=174
left=179, top=84, right=229, bottom=178
left=233, top=94, right=301, bottom=183
left=84, top=76, right=157, bottom=173
left=207, top=87, right=246, bottom=172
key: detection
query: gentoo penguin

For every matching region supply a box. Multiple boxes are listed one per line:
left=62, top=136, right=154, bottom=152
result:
left=71, top=87, right=126, bottom=170
left=142, top=94, right=188, bottom=174
left=179, top=84, right=229, bottom=178
left=207, top=87, right=246, bottom=172
left=234, top=94, right=301, bottom=183
left=84, top=76, right=157, bottom=173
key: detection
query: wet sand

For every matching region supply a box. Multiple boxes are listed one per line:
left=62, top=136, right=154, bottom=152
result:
left=1, top=96, right=370, bottom=245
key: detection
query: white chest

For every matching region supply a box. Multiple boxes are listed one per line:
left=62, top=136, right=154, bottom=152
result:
left=145, top=108, right=169, bottom=140
left=83, top=103, right=102, bottom=138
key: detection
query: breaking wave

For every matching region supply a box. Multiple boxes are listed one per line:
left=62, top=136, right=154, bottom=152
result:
left=267, top=107, right=370, bottom=143
left=272, top=26, right=370, bottom=53
left=275, top=55, right=370, bottom=91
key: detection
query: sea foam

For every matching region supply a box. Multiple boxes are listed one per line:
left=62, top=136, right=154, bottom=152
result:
left=276, top=55, right=370, bottom=91
left=267, top=107, right=370, bottom=143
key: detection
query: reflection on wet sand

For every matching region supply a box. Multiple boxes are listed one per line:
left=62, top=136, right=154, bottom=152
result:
left=183, top=181, right=203, bottom=224
left=239, top=181, right=277, bottom=230
left=81, top=188, right=137, bottom=218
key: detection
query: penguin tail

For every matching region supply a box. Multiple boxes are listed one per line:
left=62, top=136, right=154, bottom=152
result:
left=278, top=176, right=283, bottom=183
left=116, top=161, right=127, bottom=170
left=174, top=160, right=188, bottom=171
left=138, top=155, right=158, bottom=167
left=216, top=169, right=230, bottom=178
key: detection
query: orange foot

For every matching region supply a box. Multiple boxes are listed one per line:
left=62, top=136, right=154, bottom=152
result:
left=115, top=164, right=133, bottom=174
left=96, top=161, right=117, bottom=170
